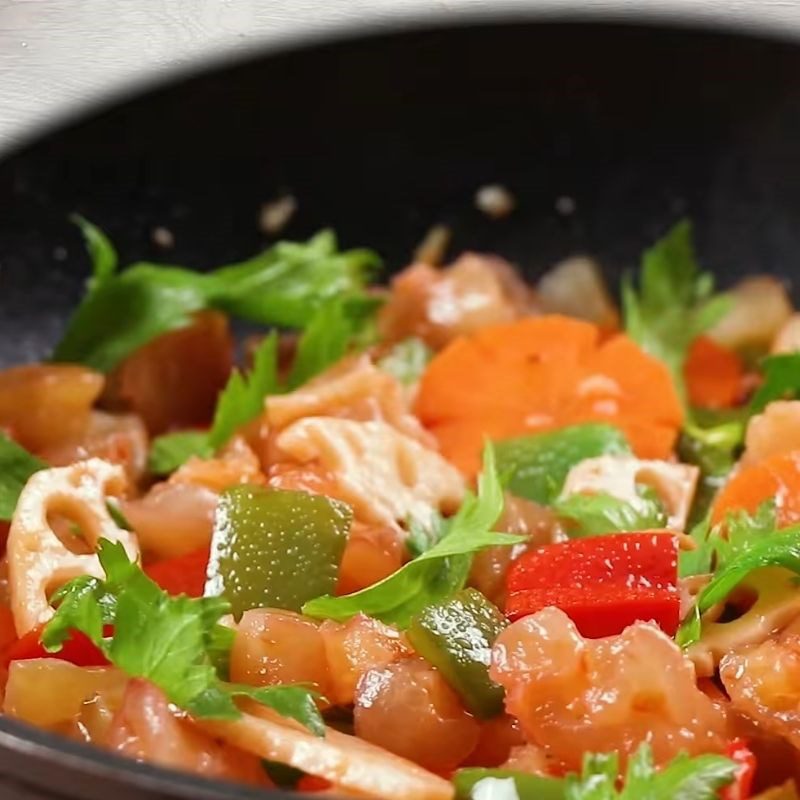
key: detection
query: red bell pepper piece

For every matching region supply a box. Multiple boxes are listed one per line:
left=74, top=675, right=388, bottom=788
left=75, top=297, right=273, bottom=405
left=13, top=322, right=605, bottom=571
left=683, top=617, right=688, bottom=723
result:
left=1, top=624, right=109, bottom=670
left=296, top=775, right=332, bottom=792
left=144, top=547, right=210, bottom=598
left=720, top=739, right=756, bottom=800
left=505, top=532, right=680, bottom=637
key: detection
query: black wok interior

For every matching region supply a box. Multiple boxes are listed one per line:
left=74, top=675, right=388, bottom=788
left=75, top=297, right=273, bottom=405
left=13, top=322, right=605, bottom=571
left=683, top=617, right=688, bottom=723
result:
left=1, top=17, right=800, bottom=800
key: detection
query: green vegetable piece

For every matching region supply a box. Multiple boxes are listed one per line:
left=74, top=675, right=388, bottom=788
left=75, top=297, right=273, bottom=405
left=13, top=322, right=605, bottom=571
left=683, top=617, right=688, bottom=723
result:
left=495, top=423, right=631, bottom=505
left=453, top=769, right=566, bottom=800
left=749, top=352, right=800, bottom=413
left=553, top=489, right=666, bottom=538
left=622, top=219, right=731, bottom=405
left=379, top=337, right=433, bottom=386
left=0, top=433, right=46, bottom=520
left=302, top=443, right=525, bottom=628
left=207, top=486, right=352, bottom=616
left=408, top=588, right=507, bottom=719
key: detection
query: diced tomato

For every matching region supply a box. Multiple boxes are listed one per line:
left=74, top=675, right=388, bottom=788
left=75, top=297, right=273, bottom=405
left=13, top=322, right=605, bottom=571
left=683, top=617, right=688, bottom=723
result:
left=1, top=625, right=109, bottom=670
left=144, top=547, right=210, bottom=598
left=721, top=739, right=756, bottom=800
left=505, top=533, right=680, bottom=638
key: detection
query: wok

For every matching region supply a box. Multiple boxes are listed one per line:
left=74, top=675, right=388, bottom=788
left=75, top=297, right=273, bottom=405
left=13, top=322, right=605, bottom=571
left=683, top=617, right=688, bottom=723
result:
left=1, top=14, right=800, bottom=799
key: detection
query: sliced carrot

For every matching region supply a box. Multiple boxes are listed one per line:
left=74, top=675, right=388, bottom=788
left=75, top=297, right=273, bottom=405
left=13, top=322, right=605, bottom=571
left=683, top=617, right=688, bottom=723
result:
left=415, top=316, right=683, bottom=475
left=684, top=336, right=744, bottom=409
left=712, top=450, right=800, bottom=527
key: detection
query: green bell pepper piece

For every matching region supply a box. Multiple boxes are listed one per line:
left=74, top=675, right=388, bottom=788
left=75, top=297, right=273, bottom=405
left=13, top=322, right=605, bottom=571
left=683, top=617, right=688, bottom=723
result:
left=408, top=588, right=507, bottom=719
left=495, top=423, right=630, bottom=505
left=206, top=485, right=351, bottom=617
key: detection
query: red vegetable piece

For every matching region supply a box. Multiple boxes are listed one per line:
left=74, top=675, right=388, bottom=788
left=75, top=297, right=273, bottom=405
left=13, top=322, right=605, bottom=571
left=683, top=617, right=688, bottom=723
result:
left=144, top=547, right=210, bottom=598
left=720, top=739, right=756, bottom=800
left=505, top=532, right=680, bottom=638
left=296, top=775, right=333, bottom=792
left=1, top=625, right=109, bottom=670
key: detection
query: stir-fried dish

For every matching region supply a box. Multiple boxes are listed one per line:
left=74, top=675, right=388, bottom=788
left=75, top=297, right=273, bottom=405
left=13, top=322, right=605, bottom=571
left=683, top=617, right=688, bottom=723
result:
left=4, top=218, right=800, bottom=799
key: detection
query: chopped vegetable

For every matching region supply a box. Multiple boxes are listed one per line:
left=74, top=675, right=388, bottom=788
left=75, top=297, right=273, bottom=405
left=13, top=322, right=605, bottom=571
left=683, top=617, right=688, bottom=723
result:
left=41, top=540, right=324, bottom=732
left=54, top=228, right=379, bottom=373
left=378, top=338, right=433, bottom=386
left=2, top=625, right=109, bottom=670
left=303, top=444, right=525, bottom=628
left=684, top=336, right=744, bottom=410
left=711, top=451, right=800, bottom=528
left=70, top=214, right=118, bottom=288
left=505, top=533, right=680, bottom=637
left=416, top=316, right=683, bottom=475
left=148, top=431, right=213, bottom=476
left=453, top=743, right=737, bottom=800
left=407, top=588, right=507, bottom=719
left=563, top=742, right=736, bottom=800
left=144, top=547, right=210, bottom=598
left=494, top=423, right=631, bottom=505
left=622, top=219, right=731, bottom=403
left=749, top=353, right=800, bottom=413
left=453, top=769, right=566, bottom=800
left=206, top=486, right=351, bottom=617
left=677, top=503, right=800, bottom=647
left=0, top=433, right=45, bottom=520
left=721, top=740, right=756, bottom=800
left=553, top=490, right=667, bottom=538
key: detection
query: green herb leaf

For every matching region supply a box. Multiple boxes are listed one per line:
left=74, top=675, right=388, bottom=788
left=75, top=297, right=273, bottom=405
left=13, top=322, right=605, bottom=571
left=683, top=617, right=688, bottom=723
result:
left=378, top=338, right=433, bottom=386
left=209, top=230, right=380, bottom=329
left=495, top=424, right=631, bottom=506
left=749, top=353, right=800, bottom=414
left=454, top=744, right=735, bottom=800
left=622, top=220, right=731, bottom=403
left=453, top=769, right=566, bottom=800
left=564, top=742, right=736, bottom=800
left=677, top=501, right=800, bottom=646
left=53, top=264, right=211, bottom=373
left=208, top=332, right=279, bottom=450
left=303, top=443, right=525, bottom=628
left=287, top=297, right=370, bottom=390
left=406, top=511, right=449, bottom=558
left=55, top=226, right=379, bottom=373
left=0, top=433, right=46, bottom=520
left=147, top=431, right=214, bottom=476
left=71, top=214, right=118, bottom=288
left=42, top=540, right=324, bottom=733
left=554, top=490, right=667, bottom=538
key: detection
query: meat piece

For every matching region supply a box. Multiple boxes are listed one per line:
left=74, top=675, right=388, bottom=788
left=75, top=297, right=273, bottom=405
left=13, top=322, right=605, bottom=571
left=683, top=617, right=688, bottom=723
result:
left=354, top=657, right=480, bottom=772
left=537, top=256, right=619, bottom=330
left=230, top=609, right=331, bottom=696
left=0, top=364, right=104, bottom=453
left=709, top=276, right=793, bottom=352
left=379, top=254, right=536, bottom=349
left=275, top=417, right=464, bottom=528
left=320, top=614, right=411, bottom=705
left=721, top=617, right=800, bottom=751
left=42, top=411, right=148, bottom=485
left=103, top=310, right=234, bottom=435
left=489, top=607, right=725, bottom=771
left=743, top=401, right=800, bottom=466
left=107, top=680, right=268, bottom=786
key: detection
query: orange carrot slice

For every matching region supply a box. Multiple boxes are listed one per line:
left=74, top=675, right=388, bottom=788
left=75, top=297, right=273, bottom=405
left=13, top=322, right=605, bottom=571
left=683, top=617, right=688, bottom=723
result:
left=684, top=336, right=744, bottom=410
left=415, top=316, right=683, bottom=475
left=712, top=450, right=800, bottom=527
